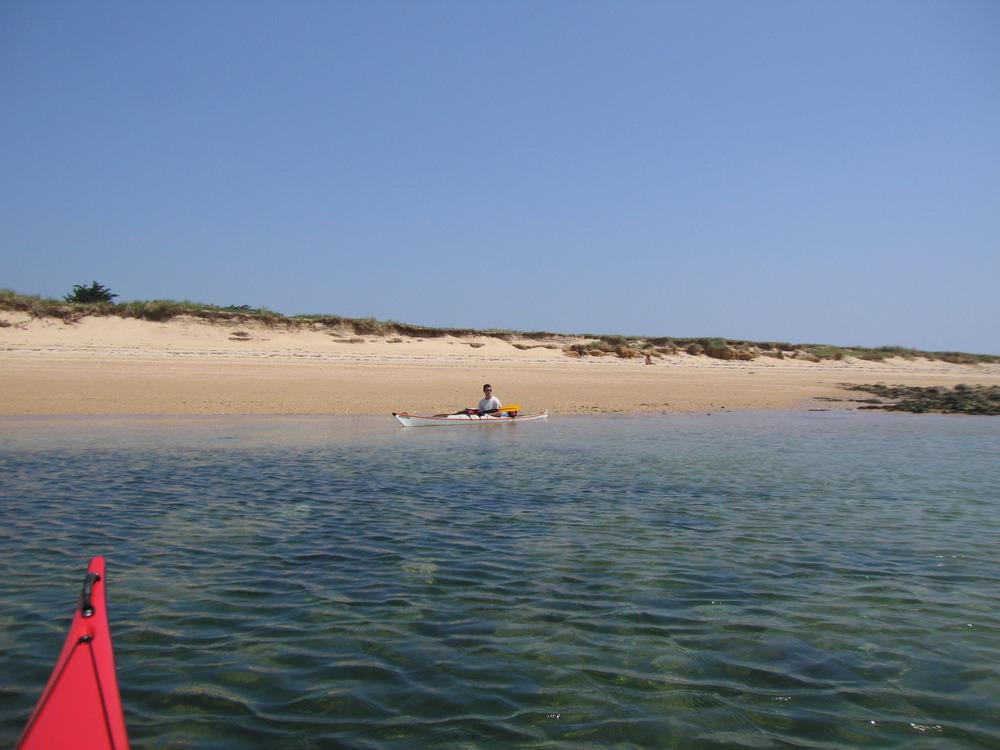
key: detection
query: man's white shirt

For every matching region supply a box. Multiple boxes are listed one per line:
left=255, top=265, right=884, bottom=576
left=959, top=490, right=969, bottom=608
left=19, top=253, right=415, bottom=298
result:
left=478, top=396, right=502, bottom=411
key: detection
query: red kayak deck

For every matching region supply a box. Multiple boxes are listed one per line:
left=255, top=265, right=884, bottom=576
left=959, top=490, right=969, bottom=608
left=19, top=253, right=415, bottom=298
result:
left=16, top=556, right=130, bottom=750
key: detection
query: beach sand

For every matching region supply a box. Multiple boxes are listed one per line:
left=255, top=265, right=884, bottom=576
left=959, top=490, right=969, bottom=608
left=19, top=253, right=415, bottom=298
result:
left=2, top=312, right=998, bottom=416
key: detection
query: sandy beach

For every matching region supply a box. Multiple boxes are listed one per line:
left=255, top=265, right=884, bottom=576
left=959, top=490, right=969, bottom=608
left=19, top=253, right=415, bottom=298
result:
left=2, top=311, right=998, bottom=416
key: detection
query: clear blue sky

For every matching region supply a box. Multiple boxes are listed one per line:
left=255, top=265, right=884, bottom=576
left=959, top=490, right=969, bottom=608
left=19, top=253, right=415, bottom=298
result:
left=2, top=1, right=998, bottom=352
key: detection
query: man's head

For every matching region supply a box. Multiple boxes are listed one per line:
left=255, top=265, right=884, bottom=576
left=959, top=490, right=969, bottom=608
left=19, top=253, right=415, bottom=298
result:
left=483, top=384, right=492, bottom=396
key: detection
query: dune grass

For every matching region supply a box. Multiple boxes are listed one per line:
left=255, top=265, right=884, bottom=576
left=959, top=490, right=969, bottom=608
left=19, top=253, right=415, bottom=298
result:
left=1, top=288, right=996, bottom=363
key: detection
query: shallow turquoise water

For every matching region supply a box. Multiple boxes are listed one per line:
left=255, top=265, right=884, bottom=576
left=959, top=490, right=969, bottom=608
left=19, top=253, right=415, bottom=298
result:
left=1, top=413, right=998, bottom=748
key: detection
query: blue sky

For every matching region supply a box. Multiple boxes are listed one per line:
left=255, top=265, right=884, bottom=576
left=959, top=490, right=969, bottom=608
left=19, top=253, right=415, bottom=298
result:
left=2, top=1, right=998, bottom=352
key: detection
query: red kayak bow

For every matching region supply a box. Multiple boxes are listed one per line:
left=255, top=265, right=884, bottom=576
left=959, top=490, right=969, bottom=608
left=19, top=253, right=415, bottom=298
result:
left=16, top=556, right=130, bottom=750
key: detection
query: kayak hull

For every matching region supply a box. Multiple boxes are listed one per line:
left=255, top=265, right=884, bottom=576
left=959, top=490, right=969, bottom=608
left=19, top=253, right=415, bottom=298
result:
left=393, top=410, right=548, bottom=426
left=16, top=556, right=130, bottom=750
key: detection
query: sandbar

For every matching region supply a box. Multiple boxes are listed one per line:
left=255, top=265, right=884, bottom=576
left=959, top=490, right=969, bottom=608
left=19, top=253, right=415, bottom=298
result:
left=2, top=312, right=998, bottom=416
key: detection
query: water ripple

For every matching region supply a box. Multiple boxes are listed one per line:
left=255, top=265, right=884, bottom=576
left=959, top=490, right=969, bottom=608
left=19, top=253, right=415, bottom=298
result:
left=1, top=413, right=999, bottom=748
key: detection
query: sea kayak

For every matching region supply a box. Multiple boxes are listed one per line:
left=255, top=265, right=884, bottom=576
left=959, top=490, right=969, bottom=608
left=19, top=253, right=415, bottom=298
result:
left=393, top=410, right=548, bottom=426
left=16, top=556, right=130, bottom=750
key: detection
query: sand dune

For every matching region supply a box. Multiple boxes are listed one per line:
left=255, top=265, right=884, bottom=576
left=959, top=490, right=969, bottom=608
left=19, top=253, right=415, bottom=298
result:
left=2, top=312, right=997, bottom=416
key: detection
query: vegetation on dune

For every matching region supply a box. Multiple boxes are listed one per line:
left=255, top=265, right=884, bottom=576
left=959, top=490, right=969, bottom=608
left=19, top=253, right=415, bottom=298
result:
left=64, top=281, right=118, bottom=303
left=1, top=288, right=997, bottom=364
left=0, top=289, right=286, bottom=325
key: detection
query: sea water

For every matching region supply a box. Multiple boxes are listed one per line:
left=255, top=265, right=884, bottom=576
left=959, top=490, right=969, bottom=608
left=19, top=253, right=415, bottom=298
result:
left=1, top=413, right=998, bottom=749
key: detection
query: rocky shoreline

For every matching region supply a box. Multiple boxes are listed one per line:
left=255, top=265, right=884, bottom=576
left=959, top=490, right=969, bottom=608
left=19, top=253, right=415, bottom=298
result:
left=839, top=384, right=1000, bottom=415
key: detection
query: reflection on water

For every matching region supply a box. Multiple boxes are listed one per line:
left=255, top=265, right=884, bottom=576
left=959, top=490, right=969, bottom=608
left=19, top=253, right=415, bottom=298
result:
left=1, top=413, right=999, bottom=748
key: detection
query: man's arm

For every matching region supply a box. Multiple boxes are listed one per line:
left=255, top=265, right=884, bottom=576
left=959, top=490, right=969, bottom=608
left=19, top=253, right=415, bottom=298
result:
left=483, top=398, right=503, bottom=415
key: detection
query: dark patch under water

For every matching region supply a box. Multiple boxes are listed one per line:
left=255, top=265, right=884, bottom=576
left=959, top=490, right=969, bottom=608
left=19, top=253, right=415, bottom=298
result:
left=1, top=413, right=998, bottom=748
left=841, top=383, right=1000, bottom=415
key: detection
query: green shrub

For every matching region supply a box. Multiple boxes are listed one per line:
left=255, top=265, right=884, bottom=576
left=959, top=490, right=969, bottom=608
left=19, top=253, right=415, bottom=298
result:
left=697, top=337, right=727, bottom=348
left=65, top=281, right=117, bottom=303
left=937, top=352, right=978, bottom=365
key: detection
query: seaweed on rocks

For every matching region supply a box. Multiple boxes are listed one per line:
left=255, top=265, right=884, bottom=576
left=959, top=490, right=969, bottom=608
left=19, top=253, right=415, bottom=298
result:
left=841, top=384, right=1000, bottom=415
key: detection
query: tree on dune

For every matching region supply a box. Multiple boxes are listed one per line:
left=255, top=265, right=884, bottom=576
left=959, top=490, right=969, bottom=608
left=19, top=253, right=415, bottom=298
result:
left=64, top=281, right=118, bottom=304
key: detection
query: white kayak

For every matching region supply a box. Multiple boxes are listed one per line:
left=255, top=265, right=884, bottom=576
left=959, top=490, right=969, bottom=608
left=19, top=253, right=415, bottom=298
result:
left=393, top=411, right=548, bottom=427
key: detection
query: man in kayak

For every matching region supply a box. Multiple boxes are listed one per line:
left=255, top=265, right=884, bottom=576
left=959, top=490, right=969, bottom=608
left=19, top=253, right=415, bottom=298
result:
left=478, top=384, right=502, bottom=415
left=448, top=384, right=503, bottom=417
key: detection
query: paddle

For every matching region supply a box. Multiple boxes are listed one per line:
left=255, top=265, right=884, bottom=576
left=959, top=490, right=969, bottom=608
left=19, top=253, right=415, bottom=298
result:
left=483, top=404, right=521, bottom=415
left=438, top=404, right=523, bottom=417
